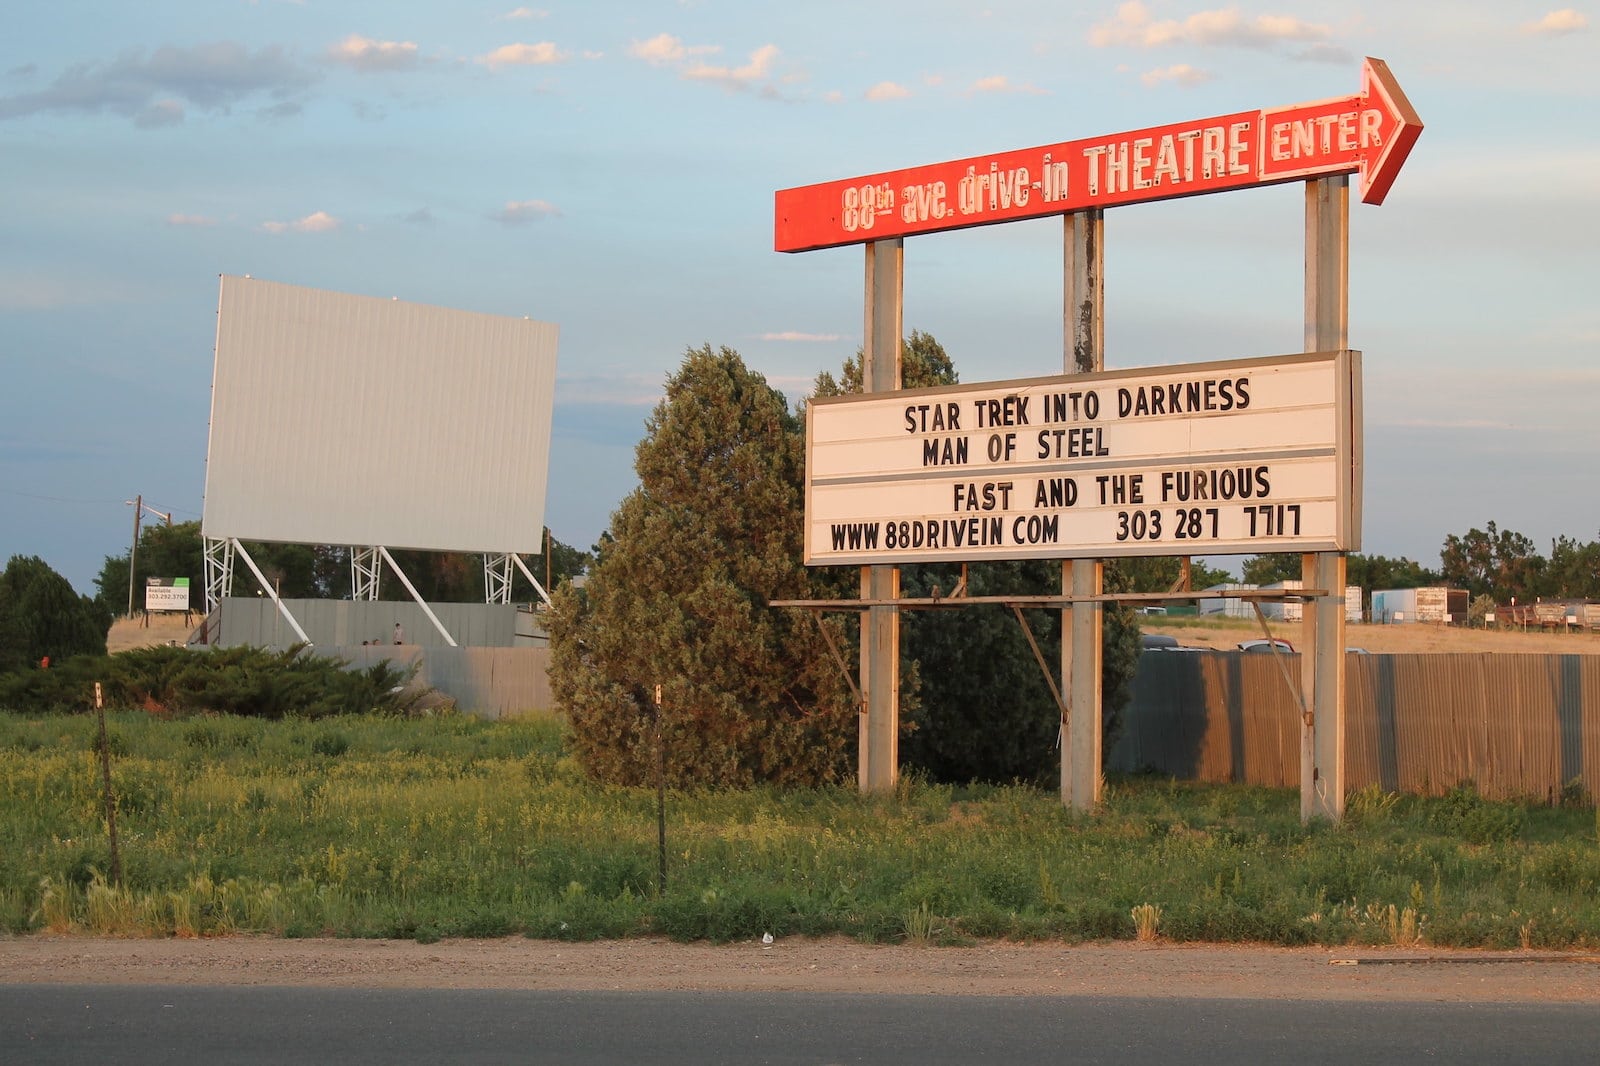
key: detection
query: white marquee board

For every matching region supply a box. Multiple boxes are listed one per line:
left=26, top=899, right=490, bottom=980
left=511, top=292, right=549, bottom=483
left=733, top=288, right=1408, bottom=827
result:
left=805, top=350, right=1360, bottom=564
left=202, top=276, right=559, bottom=554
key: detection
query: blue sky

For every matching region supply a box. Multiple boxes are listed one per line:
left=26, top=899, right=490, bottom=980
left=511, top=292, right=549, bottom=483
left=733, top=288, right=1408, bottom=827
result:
left=2, top=1, right=1596, bottom=595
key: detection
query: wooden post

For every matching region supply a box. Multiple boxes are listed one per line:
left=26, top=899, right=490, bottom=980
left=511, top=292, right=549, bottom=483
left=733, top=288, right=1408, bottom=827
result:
left=95, top=682, right=123, bottom=887
left=860, top=238, right=903, bottom=792
left=1302, top=175, right=1349, bottom=822
left=1062, top=210, right=1104, bottom=811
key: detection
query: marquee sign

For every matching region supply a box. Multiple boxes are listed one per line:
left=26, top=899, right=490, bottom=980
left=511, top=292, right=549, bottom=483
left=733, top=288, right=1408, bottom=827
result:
left=775, top=58, right=1420, bottom=253
left=805, top=350, right=1360, bottom=564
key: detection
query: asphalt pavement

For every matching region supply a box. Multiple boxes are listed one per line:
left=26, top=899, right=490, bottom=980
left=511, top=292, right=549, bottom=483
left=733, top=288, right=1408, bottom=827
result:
left=5, top=985, right=1600, bottom=1065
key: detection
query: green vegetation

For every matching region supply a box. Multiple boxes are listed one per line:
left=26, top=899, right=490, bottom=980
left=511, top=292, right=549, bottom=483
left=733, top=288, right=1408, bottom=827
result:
left=549, top=344, right=857, bottom=788
left=0, top=645, right=420, bottom=718
left=4, top=713, right=1598, bottom=949
left=0, top=555, right=110, bottom=672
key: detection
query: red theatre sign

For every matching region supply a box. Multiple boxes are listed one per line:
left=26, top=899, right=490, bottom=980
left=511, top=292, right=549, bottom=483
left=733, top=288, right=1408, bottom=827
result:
left=775, top=57, right=1420, bottom=253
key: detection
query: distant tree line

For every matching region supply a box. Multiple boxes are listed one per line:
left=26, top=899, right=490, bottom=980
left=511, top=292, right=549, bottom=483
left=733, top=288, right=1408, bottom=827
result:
left=92, top=524, right=592, bottom=619
left=1235, top=521, right=1599, bottom=607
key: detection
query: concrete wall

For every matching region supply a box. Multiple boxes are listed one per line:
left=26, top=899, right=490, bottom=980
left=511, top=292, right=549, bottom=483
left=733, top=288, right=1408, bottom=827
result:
left=203, top=597, right=535, bottom=649
left=335, top=644, right=552, bottom=718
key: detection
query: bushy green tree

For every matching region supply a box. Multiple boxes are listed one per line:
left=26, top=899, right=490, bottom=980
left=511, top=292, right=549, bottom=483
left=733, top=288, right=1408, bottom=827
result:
left=1440, top=522, right=1544, bottom=601
left=1241, top=553, right=1302, bottom=586
left=1117, top=555, right=1235, bottom=592
left=1543, top=535, right=1600, bottom=600
left=548, top=345, right=855, bottom=788
left=1346, top=553, right=1440, bottom=593
left=0, top=555, right=110, bottom=672
left=95, top=520, right=204, bottom=617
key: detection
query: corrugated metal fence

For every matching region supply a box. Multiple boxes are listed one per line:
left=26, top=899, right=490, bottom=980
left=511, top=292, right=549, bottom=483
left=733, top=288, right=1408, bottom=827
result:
left=337, top=645, right=552, bottom=719
left=1112, top=653, right=1600, bottom=801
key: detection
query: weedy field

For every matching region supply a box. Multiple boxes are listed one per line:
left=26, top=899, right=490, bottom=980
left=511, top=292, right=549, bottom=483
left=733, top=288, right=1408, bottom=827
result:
left=3, top=711, right=1598, bottom=948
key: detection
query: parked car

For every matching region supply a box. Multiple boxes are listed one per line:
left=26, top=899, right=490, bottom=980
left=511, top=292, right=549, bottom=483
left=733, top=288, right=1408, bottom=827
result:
left=1237, top=638, right=1296, bottom=653
left=1141, top=633, right=1205, bottom=653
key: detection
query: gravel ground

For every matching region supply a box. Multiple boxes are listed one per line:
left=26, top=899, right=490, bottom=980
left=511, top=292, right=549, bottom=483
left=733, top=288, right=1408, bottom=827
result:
left=3, top=937, right=1597, bottom=1002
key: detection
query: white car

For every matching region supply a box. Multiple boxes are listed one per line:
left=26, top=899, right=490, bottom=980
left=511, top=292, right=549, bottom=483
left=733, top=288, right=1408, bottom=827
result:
left=1237, top=638, right=1296, bottom=653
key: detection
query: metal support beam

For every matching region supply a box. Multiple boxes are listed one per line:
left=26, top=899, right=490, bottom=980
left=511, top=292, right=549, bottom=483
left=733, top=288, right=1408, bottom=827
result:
left=230, top=538, right=312, bottom=646
left=1063, top=209, right=1104, bottom=811
left=1303, top=174, right=1350, bottom=823
left=203, top=536, right=234, bottom=612
left=351, top=547, right=382, bottom=601
left=860, top=237, right=903, bottom=792
left=510, top=552, right=553, bottom=609
left=375, top=545, right=459, bottom=647
left=485, top=552, right=514, bottom=605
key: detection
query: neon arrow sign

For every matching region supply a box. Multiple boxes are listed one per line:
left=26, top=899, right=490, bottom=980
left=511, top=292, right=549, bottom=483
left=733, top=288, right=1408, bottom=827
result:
left=774, top=57, right=1421, bottom=253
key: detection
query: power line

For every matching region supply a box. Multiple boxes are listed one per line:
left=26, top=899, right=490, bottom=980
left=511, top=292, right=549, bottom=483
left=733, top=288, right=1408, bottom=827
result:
left=0, top=487, right=199, bottom=517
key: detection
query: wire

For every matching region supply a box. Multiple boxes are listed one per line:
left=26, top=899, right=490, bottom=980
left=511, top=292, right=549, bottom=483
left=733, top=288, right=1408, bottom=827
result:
left=0, top=487, right=199, bottom=517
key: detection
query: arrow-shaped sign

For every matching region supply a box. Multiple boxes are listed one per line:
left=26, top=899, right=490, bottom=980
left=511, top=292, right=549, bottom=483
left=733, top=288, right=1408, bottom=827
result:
left=775, top=57, right=1421, bottom=253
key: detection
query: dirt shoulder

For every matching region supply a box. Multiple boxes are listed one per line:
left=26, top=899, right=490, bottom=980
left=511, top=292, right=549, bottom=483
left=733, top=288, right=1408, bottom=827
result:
left=3, top=936, right=1596, bottom=1002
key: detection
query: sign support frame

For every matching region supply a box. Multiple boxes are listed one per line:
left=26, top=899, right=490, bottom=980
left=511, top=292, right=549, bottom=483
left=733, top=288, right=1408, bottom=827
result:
left=1063, top=210, right=1105, bottom=812
left=1302, top=175, right=1351, bottom=822
left=860, top=238, right=903, bottom=793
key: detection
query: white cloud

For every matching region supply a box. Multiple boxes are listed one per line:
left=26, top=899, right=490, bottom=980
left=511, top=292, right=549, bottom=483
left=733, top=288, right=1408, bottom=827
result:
left=1522, top=8, right=1588, bottom=34
left=481, top=42, right=567, bottom=69
left=970, top=75, right=1046, bottom=95
left=627, top=33, right=717, bottom=66
left=1141, top=63, right=1214, bottom=87
left=1089, top=2, right=1333, bottom=50
left=499, top=6, right=548, bottom=19
left=165, top=213, right=216, bottom=227
left=260, top=210, right=340, bottom=234
left=761, top=331, right=843, bottom=342
left=0, top=42, right=315, bottom=126
left=683, top=43, right=779, bottom=89
left=493, top=199, right=559, bottom=224
left=326, top=34, right=421, bottom=72
left=865, top=81, right=911, bottom=101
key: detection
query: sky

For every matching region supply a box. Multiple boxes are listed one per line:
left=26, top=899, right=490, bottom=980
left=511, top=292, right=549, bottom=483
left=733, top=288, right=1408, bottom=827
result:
left=2, top=1, right=1596, bottom=596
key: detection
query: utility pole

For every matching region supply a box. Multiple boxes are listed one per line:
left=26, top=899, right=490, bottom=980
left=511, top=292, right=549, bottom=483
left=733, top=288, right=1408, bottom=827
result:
left=126, top=494, right=142, bottom=618
left=124, top=496, right=174, bottom=617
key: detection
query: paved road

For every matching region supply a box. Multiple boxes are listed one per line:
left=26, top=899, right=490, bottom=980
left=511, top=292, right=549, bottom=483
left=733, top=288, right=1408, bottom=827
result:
left=5, top=986, right=1599, bottom=1064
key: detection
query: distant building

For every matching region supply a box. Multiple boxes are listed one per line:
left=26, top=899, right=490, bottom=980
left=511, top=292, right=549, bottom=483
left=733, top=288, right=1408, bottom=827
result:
left=1197, top=583, right=1259, bottom=619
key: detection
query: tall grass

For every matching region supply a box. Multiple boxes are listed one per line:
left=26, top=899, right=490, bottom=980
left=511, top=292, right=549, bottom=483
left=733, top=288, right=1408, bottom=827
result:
left=2, top=711, right=1598, bottom=947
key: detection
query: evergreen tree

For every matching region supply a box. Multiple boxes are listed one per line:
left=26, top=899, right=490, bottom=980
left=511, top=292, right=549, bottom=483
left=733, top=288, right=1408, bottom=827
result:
left=0, top=555, right=110, bottom=671
left=548, top=345, right=855, bottom=788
